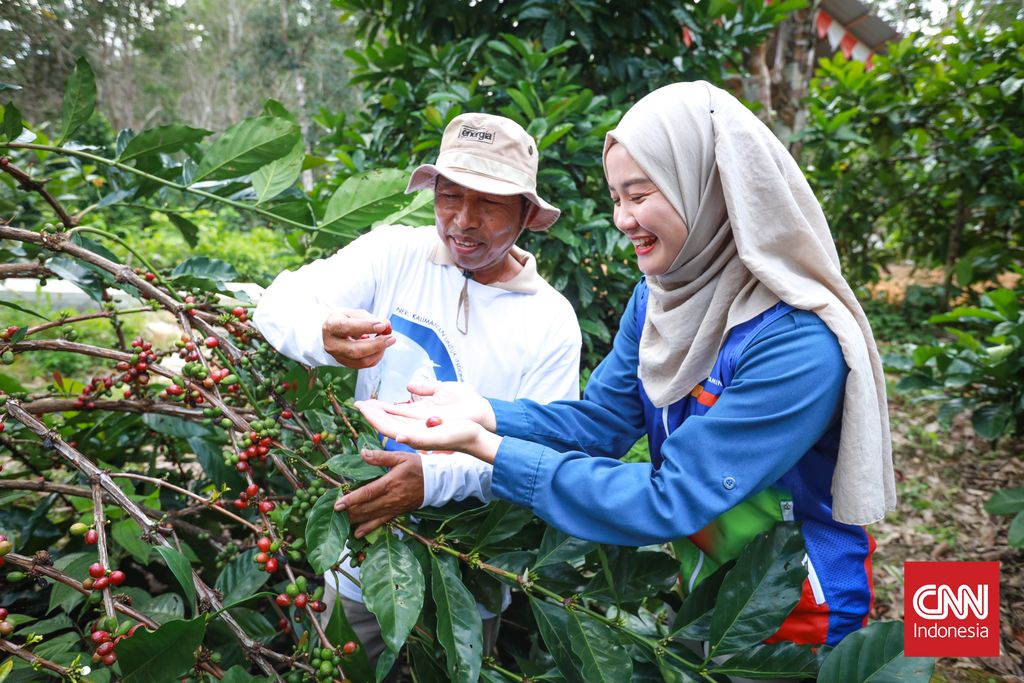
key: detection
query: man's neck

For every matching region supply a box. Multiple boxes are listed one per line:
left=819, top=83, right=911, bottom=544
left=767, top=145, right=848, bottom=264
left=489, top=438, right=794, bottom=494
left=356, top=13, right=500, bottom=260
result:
left=470, top=252, right=524, bottom=285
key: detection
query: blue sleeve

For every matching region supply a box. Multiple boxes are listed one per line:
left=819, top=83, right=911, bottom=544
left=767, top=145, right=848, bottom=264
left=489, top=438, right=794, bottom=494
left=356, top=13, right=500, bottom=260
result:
left=490, top=310, right=847, bottom=546
left=488, top=282, right=647, bottom=457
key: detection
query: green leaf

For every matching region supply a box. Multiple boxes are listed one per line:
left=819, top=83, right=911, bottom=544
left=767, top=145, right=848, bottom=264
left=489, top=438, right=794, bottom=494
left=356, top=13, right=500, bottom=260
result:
left=1009, top=511, right=1024, bottom=548
left=375, top=647, right=398, bottom=683
left=0, top=300, right=48, bottom=322
left=711, top=641, right=824, bottom=679
left=117, top=618, right=206, bottom=683
left=142, top=413, right=210, bottom=439
left=971, top=403, right=1012, bottom=440
left=165, top=213, right=200, bottom=248
left=319, top=169, right=410, bottom=237
left=362, top=533, right=425, bottom=653
left=154, top=545, right=197, bottom=615
left=985, top=487, right=1024, bottom=515
left=465, top=501, right=535, bottom=552
left=305, top=489, right=350, bottom=574
left=529, top=598, right=585, bottom=683
left=3, top=101, right=23, bottom=141
left=58, top=57, right=96, bottom=144
left=671, top=559, right=733, bottom=642
left=324, top=586, right=374, bottom=683
left=192, top=116, right=301, bottom=183
left=169, top=256, right=238, bottom=291
left=708, top=524, right=807, bottom=657
left=431, top=553, right=483, bottom=683
left=112, top=518, right=152, bottom=565
left=46, top=256, right=108, bottom=303
left=535, top=528, right=596, bottom=569
left=325, top=453, right=388, bottom=483
left=48, top=552, right=93, bottom=614
left=220, top=666, right=257, bottom=683
left=119, top=124, right=212, bottom=162
left=566, top=609, right=632, bottom=683
left=817, top=621, right=933, bottom=682
left=251, top=138, right=304, bottom=204
left=215, top=550, right=269, bottom=605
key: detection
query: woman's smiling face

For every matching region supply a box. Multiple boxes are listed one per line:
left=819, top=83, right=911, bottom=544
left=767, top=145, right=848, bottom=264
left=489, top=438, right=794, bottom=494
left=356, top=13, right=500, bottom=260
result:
left=605, top=142, right=689, bottom=277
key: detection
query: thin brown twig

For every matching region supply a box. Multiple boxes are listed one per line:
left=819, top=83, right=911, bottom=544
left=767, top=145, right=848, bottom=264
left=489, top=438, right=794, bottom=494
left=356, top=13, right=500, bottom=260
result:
left=0, top=158, right=78, bottom=228
left=90, top=479, right=118, bottom=619
left=109, top=472, right=260, bottom=533
left=0, top=637, right=70, bottom=677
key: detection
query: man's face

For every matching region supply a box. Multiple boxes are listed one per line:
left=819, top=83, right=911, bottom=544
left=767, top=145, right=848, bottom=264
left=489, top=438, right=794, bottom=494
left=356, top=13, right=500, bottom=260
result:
left=434, top=176, right=525, bottom=284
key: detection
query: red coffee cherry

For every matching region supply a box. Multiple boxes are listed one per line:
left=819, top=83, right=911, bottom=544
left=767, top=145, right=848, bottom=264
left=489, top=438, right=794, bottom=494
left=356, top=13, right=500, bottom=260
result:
left=426, top=416, right=443, bottom=428
left=88, top=563, right=106, bottom=579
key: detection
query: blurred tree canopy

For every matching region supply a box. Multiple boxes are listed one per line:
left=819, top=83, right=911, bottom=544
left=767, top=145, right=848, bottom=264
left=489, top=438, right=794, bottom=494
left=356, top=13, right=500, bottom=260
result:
left=1, top=0, right=356, bottom=136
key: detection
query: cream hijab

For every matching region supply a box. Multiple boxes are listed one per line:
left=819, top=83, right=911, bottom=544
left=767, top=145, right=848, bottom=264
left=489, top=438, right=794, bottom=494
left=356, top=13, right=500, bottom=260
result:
left=605, top=82, right=895, bottom=525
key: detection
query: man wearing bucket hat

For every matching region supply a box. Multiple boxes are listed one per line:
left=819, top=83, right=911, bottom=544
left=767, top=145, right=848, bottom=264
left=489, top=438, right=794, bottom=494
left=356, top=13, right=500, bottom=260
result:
left=254, top=113, right=581, bottom=665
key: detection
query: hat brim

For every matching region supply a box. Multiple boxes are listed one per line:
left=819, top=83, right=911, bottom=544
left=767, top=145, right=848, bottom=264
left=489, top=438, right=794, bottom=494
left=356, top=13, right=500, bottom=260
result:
left=406, top=164, right=560, bottom=232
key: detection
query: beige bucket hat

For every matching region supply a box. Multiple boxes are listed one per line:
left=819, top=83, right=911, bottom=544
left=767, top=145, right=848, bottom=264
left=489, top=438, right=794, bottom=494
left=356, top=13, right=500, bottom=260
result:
left=406, top=113, right=560, bottom=231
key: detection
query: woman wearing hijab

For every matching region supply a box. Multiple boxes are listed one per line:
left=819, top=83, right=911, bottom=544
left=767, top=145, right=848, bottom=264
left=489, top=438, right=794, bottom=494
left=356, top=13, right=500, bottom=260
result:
left=349, top=81, right=896, bottom=648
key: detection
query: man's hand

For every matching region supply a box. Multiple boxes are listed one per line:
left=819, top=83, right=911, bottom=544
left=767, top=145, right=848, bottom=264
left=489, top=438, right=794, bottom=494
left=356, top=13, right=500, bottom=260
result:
left=322, top=308, right=395, bottom=368
left=334, top=450, right=424, bottom=538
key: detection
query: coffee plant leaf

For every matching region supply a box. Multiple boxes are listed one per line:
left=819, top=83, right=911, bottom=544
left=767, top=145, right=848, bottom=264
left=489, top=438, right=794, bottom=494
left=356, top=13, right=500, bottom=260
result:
left=251, top=138, right=304, bottom=204
left=118, top=124, right=213, bottom=163
left=165, top=212, right=201, bottom=248
left=325, top=453, right=387, bottom=483
left=985, top=486, right=1024, bottom=515
left=362, top=533, right=425, bottom=653
left=710, top=641, right=825, bottom=679
left=708, top=524, right=807, bottom=657
left=169, top=255, right=239, bottom=290
left=305, top=488, right=350, bottom=575
left=317, top=168, right=409, bottom=239
left=3, top=101, right=22, bottom=141
left=375, top=646, right=399, bottom=683
left=324, top=589, right=374, bottom=683
left=58, top=56, right=96, bottom=144
left=702, top=535, right=801, bottom=654
left=154, top=545, right=197, bottom=616
left=582, top=546, right=678, bottom=603
left=529, top=598, right=585, bottom=683
left=458, top=500, right=533, bottom=552
left=112, top=518, right=152, bottom=565
left=215, top=549, right=270, bottom=606
left=565, top=609, right=632, bottom=683
left=117, top=617, right=206, bottom=683
left=430, top=553, right=483, bottom=683
left=45, top=256, right=109, bottom=303
left=817, top=620, right=933, bottom=682
left=1009, top=511, right=1024, bottom=547
left=534, top=527, right=596, bottom=569
left=0, top=300, right=48, bottom=322
left=972, top=402, right=1013, bottom=440
left=220, top=666, right=260, bottom=683
left=47, top=552, right=94, bottom=615
left=192, top=115, right=300, bottom=183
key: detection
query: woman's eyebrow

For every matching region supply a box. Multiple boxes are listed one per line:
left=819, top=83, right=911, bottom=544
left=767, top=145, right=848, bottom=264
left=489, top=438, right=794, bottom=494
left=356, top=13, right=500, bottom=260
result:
left=614, top=177, right=654, bottom=192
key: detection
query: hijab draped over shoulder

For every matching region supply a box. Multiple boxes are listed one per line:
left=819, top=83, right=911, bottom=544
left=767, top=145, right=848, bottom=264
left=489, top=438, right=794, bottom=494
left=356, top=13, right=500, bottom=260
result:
left=605, top=81, right=895, bottom=525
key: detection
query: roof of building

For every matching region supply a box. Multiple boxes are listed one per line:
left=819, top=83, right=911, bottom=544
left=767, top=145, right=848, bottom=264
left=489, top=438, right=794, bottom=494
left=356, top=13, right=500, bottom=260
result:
left=820, top=0, right=900, bottom=52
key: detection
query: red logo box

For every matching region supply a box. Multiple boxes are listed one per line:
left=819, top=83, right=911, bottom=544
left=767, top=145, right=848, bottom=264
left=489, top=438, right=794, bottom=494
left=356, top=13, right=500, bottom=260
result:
left=904, top=561, right=1000, bottom=657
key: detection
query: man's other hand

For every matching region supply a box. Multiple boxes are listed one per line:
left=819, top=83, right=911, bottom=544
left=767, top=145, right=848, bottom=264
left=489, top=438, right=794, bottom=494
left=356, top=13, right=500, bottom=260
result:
left=322, top=308, right=395, bottom=368
left=335, top=450, right=424, bottom=537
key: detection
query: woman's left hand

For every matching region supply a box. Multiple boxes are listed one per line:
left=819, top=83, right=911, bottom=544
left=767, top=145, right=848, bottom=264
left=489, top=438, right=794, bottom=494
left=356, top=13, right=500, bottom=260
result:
left=356, top=399, right=502, bottom=463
